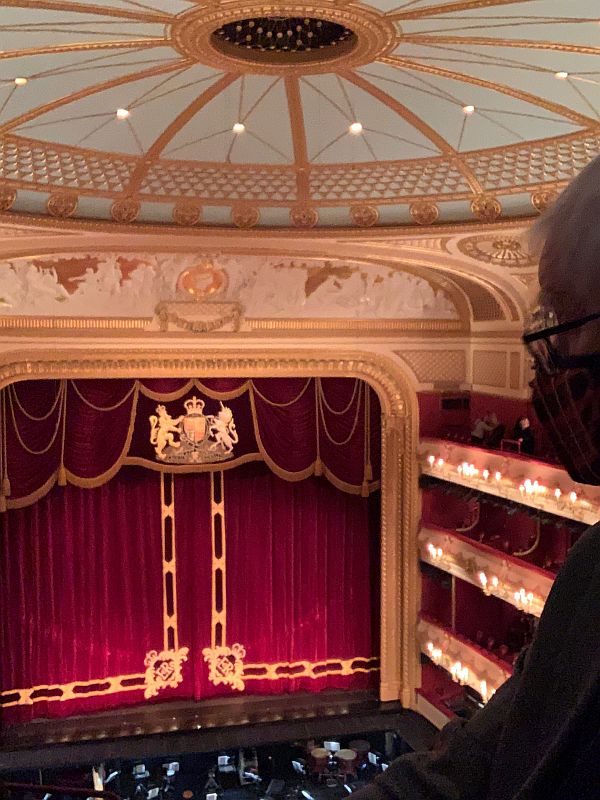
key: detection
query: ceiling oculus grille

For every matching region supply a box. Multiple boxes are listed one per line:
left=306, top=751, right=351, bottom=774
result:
left=212, top=17, right=356, bottom=63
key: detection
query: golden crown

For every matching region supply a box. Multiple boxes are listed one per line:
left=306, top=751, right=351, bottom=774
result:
left=184, top=396, right=205, bottom=414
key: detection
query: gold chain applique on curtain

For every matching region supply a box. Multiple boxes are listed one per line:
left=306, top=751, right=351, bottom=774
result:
left=203, top=470, right=246, bottom=692
left=144, top=472, right=189, bottom=699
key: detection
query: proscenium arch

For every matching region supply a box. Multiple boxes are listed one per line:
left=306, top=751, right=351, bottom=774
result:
left=0, top=347, right=421, bottom=708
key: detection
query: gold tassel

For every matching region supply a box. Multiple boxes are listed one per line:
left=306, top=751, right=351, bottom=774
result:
left=364, top=462, right=373, bottom=482
left=361, top=480, right=369, bottom=498
left=2, top=475, right=10, bottom=497
left=314, top=458, right=323, bottom=476
left=0, top=493, right=6, bottom=513
left=58, top=464, right=67, bottom=486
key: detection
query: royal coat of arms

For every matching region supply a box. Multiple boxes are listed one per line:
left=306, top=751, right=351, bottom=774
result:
left=149, top=396, right=238, bottom=463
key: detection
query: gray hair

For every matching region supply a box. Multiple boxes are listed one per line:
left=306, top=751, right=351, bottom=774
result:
left=530, top=155, right=600, bottom=320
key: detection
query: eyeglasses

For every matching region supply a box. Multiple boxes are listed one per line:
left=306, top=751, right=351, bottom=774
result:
left=522, top=307, right=600, bottom=374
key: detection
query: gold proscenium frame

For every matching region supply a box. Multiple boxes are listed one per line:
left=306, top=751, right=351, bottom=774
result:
left=0, top=348, right=420, bottom=708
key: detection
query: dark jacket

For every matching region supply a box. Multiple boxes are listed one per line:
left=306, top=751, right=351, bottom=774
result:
left=354, top=523, right=600, bottom=799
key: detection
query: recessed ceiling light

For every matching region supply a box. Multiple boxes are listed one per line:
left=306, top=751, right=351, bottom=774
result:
left=233, top=122, right=245, bottom=133
left=349, top=121, right=363, bottom=134
left=462, top=104, right=475, bottom=115
left=555, top=71, right=569, bottom=80
left=116, top=108, right=130, bottom=120
left=14, top=77, right=28, bottom=86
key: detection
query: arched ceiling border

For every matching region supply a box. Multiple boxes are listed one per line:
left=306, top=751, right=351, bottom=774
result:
left=0, top=234, right=528, bottom=328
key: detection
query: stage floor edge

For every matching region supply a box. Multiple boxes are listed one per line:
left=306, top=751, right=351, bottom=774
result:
left=0, top=691, right=436, bottom=771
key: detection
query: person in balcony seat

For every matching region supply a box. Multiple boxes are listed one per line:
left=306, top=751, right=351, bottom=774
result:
left=513, top=416, right=535, bottom=456
left=351, top=155, right=600, bottom=799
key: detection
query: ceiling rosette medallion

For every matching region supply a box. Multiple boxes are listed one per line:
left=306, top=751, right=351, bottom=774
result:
left=351, top=206, right=379, bottom=228
left=46, top=191, right=78, bottom=219
left=171, top=2, right=396, bottom=76
left=111, top=198, right=140, bottom=224
left=410, top=201, right=439, bottom=226
left=172, top=201, right=202, bottom=227
left=457, top=236, right=536, bottom=269
left=470, top=195, right=502, bottom=223
left=290, top=205, right=318, bottom=228
left=231, top=206, right=260, bottom=229
left=0, top=186, right=16, bottom=213
left=531, top=189, right=558, bottom=214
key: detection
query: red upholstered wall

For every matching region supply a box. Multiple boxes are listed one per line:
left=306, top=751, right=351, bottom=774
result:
left=418, top=392, right=556, bottom=461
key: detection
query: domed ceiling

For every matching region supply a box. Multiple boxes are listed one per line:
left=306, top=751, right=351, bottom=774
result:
left=0, top=1, right=597, bottom=229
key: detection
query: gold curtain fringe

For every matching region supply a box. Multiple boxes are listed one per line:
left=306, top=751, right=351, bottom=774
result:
left=250, top=378, right=312, bottom=408
left=318, top=381, right=364, bottom=447
left=317, top=378, right=360, bottom=415
left=140, top=378, right=252, bottom=403
left=10, top=381, right=63, bottom=421
left=7, top=384, right=65, bottom=456
left=70, top=379, right=137, bottom=412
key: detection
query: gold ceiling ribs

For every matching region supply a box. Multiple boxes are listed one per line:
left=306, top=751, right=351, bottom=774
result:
left=402, top=34, right=600, bottom=57
left=341, top=70, right=483, bottom=194
left=388, top=0, right=540, bottom=21
left=125, top=73, right=239, bottom=194
left=285, top=76, right=310, bottom=201
left=0, top=39, right=167, bottom=62
left=380, top=56, right=597, bottom=128
left=0, top=0, right=171, bottom=23
left=0, top=59, right=191, bottom=136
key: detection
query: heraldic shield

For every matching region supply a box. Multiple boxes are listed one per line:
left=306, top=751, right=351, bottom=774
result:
left=149, top=396, right=238, bottom=464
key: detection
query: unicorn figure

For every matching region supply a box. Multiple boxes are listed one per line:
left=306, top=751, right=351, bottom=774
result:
left=208, top=402, right=238, bottom=453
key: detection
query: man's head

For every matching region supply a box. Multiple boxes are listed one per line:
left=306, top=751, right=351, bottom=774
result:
left=526, top=155, right=600, bottom=483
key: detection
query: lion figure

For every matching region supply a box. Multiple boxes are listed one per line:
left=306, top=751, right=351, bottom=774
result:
left=149, top=404, right=184, bottom=459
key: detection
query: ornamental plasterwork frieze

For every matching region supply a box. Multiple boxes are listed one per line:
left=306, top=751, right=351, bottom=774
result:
left=0, top=252, right=458, bottom=323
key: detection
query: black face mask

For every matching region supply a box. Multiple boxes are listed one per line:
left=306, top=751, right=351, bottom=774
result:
left=531, top=362, right=600, bottom=484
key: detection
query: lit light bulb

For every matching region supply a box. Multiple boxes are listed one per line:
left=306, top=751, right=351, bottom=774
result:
left=349, top=121, right=363, bottom=134
left=462, top=104, right=475, bottom=115
left=427, top=454, right=435, bottom=466
left=495, top=471, right=502, bottom=481
left=555, top=71, right=569, bottom=80
left=569, top=491, right=578, bottom=503
left=233, top=122, right=245, bottom=133
left=482, top=469, right=489, bottom=480
left=116, top=108, right=130, bottom=120
left=14, top=77, right=28, bottom=86
left=554, top=488, right=562, bottom=500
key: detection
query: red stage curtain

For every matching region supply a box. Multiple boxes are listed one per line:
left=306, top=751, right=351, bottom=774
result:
left=177, top=464, right=380, bottom=699
left=0, top=378, right=380, bottom=509
left=1, top=464, right=380, bottom=724
left=0, top=468, right=164, bottom=723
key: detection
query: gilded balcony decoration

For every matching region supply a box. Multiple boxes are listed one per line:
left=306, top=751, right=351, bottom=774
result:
left=420, top=438, right=600, bottom=526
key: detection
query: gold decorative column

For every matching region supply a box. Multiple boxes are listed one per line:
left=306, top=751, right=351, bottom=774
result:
left=380, top=411, right=420, bottom=706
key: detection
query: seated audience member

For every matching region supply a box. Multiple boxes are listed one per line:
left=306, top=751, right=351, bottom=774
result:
left=470, top=416, right=494, bottom=446
left=513, top=416, right=535, bottom=455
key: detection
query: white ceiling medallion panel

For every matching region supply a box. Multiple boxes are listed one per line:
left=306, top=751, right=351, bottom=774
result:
left=0, top=0, right=597, bottom=227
